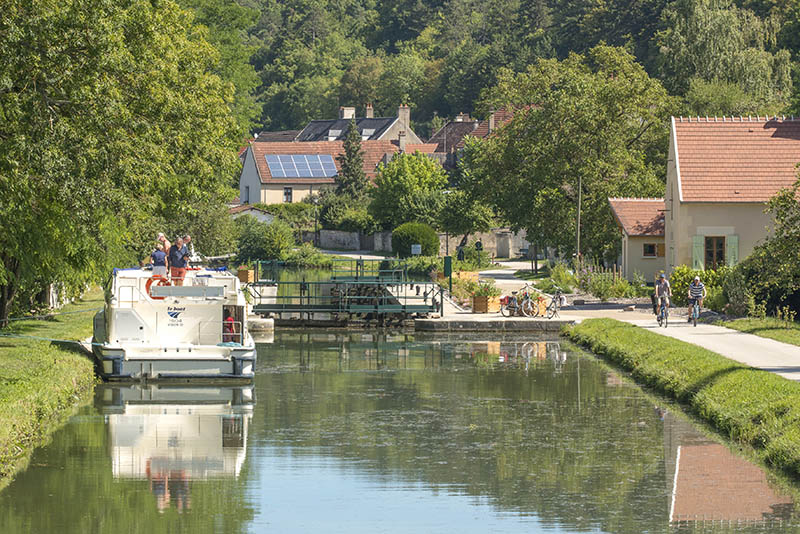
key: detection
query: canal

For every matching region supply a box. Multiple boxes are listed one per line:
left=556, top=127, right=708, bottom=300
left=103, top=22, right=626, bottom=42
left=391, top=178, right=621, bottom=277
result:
left=0, top=331, right=798, bottom=533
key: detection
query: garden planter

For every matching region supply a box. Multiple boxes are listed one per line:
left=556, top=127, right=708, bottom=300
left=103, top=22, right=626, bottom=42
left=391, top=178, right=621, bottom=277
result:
left=472, top=295, right=500, bottom=313
left=238, top=268, right=254, bottom=284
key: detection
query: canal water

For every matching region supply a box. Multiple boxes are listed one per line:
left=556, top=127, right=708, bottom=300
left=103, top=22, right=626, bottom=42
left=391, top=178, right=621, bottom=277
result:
left=1, top=331, right=798, bottom=533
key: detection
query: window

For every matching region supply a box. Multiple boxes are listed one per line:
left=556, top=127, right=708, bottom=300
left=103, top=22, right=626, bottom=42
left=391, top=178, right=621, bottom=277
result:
left=244, top=186, right=250, bottom=204
left=705, top=236, right=725, bottom=269
left=642, top=243, right=665, bottom=258
left=283, top=187, right=293, bottom=203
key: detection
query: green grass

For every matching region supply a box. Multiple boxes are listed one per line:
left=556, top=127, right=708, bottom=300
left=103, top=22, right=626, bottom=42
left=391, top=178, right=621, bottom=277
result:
left=716, top=317, right=800, bottom=347
left=0, top=290, right=99, bottom=490
left=565, top=318, right=800, bottom=476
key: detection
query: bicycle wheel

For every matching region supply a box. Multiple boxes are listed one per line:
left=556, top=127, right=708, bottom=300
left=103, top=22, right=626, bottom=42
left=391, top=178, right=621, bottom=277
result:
left=500, top=303, right=512, bottom=317
left=657, top=312, right=662, bottom=327
left=546, top=301, right=556, bottom=319
left=663, top=307, right=669, bottom=328
left=521, top=298, right=535, bottom=317
left=692, top=305, right=697, bottom=327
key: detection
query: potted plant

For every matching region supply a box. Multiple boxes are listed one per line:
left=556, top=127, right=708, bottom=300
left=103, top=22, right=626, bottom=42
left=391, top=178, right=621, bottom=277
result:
left=471, top=280, right=502, bottom=313
left=237, top=264, right=255, bottom=284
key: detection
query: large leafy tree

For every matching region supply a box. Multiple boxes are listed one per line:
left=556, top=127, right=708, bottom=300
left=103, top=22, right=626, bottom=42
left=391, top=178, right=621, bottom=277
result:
left=470, top=46, right=673, bottom=260
left=0, top=0, right=240, bottom=324
left=369, top=152, right=448, bottom=230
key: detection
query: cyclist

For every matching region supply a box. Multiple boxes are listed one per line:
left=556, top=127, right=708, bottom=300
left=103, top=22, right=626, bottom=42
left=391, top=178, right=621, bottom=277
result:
left=687, top=275, right=707, bottom=322
left=655, top=273, right=671, bottom=318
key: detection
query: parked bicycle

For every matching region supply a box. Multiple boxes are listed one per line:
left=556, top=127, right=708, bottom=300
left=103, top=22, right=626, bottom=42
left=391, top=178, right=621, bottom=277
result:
left=657, top=297, right=669, bottom=328
left=544, top=287, right=564, bottom=319
left=500, top=284, right=537, bottom=317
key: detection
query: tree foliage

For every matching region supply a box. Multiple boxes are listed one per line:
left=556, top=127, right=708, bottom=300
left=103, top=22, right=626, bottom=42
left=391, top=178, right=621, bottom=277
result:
left=0, top=0, right=240, bottom=324
left=369, top=153, right=448, bottom=230
left=236, top=217, right=295, bottom=263
left=335, top=120, right=368, bottom=199
left=468, top=46, right=673, bottom=260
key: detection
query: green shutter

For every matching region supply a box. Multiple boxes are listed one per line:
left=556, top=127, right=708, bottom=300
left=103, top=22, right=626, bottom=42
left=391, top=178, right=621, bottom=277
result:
left=726, top=234, right=739, bottom=266
left=692, top=235, right=704, bottom=270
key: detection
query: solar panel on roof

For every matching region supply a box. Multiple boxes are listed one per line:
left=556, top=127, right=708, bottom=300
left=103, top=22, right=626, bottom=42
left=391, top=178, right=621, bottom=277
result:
left=265, top=154, right=338, bottom=178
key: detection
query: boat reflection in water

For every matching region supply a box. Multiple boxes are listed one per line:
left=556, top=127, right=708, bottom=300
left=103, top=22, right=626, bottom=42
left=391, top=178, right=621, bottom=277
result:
left=98, top=385, right=254, bottom=513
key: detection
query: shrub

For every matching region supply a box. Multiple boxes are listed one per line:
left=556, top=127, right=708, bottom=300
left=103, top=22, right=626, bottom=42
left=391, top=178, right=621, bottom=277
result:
left=705, top=285, right=726, bottom=312
left=392, top=222, right=439, bottom=258
left=459, top=243, right=492, bottom=270
left=394, top=256, right=442, bottom=279
left=551, top=262, right=577, bottom=293
left=588, top=275, right=614, bottom=301
left=282, top=243, right=334, bottom=269
left=236, top=219, right=295, bottom=263
left=257, top=202, right=316, bottom=232
left=610, top=278, right=633, bottom=298
left=669, top=264, right=728, bottom=306
left=723, top=267, right=748, bottom=317
left=334, top=206, right=377, bottom=234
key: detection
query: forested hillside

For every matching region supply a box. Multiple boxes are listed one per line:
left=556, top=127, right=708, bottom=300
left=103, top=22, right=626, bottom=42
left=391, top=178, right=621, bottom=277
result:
left=194, top=0, right=800, bottom=135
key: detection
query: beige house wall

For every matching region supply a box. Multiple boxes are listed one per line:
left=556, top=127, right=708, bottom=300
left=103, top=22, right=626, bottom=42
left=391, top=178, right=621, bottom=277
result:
left=623, top=235, right=665, bottom=283
left=666, top=118, right=773, bottom=272
left=259, top=183, right=331, bottom=204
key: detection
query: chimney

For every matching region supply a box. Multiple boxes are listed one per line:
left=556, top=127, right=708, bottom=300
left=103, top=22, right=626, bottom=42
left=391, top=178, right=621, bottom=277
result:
left=397, top=104, right=410, bottom=127
left=339, top=106, right=356, bottom=120
left=488, top=110, right=496, bottom=134
left=365, top=103, right=374, bottom=119
left=455, top=112, right=467, bottom=122
left=398, top=130, right=407, bottom=152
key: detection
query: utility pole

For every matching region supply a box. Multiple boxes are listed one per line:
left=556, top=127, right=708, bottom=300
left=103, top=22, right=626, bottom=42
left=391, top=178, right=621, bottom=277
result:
left=575, top=174, right=582, bottom=258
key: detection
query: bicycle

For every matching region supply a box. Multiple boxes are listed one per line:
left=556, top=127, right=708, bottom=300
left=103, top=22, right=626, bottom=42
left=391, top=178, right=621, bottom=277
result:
left=544, top=287, right=563, bottom=319
left=520, top=285, right=538, bottom=317
left=689, top=298, right=700, bottom=327
left=500, top=291, right=522, bottom=317
left=657, top=297, right=669, bottom=328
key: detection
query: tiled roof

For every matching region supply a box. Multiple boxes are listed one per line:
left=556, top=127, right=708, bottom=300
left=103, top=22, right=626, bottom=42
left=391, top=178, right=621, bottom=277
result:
left=402, top=143, right=438, bottom=154
left=249, top=141, right=398, bottom=184
left=427, top=121, right=480, bottom=152
left=229, top=204, right=271, bottom=215
left=673, top=116, right=800, bottom=202
left=608, top=198, right=665, bottom=237
left=295, top=118, right=397, bottom=142
left=254, top=130, right=301, bottom=142
left=456, top=109, right=515, bottom=148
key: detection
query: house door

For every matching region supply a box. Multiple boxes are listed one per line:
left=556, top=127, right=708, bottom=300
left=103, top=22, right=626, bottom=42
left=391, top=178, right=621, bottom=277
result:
left=704, top=236, right=725, bottom=269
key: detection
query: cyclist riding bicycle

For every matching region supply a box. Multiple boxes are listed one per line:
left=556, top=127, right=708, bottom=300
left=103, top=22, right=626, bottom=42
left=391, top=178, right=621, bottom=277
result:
left=687, top=275, right=707, bottom=322
left=654, top=273, right=671, bottom=314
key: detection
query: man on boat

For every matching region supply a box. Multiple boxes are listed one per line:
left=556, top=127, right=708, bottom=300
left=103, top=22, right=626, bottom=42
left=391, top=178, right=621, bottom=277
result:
left=151, top=243, right=167, bottom=277
left=169, top=237, right=189, bottom=286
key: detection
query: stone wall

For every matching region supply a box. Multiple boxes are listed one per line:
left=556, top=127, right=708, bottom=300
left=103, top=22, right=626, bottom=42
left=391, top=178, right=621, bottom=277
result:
left=318, top=229, right=361, bottom=250
left=437, top=229, right=530, bottom=258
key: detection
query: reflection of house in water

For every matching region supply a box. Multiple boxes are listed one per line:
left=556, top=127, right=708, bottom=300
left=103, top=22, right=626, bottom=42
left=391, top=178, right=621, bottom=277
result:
left=663, top=411, right=794, bottom=527
left=99, top=386, right=254, bottom=512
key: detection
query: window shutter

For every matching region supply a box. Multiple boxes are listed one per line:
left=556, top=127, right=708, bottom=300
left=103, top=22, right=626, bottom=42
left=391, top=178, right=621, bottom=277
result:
left=726, top=234, right=739, bottom=266
left=692, top=235, right=704, bottom=270
left=657, top=243, right=665, bottom=257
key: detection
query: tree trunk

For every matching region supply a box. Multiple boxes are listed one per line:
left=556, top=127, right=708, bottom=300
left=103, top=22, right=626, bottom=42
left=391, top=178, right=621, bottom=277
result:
left=0, top=255, right=20, bottom=328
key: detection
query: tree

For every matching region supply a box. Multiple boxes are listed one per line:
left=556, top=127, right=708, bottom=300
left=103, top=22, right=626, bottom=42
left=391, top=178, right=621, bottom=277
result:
left=0, top=0, right=240, bottom=325
left=737, top=178, right=800, bottom=314
left=438, top=190, right=494, bottom=242
left=471, top=46, right=673, bottom=260
left=236, top=217, right=294, bottom=263
left=657, top=0, right=792, bottom=109
left=369, top=153, right=448, bottom=230
left=335, top=120, right=369, bottom=199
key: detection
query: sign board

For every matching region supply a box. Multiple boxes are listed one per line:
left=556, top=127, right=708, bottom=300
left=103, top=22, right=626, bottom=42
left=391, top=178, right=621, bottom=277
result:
left=443, top=256, right=453, bottom=277
left=411, top=244, right=422, bottom=255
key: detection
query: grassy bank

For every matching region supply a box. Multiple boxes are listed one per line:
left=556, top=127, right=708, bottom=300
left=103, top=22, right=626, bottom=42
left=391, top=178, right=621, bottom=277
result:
left=0, top=289, right=100, bottom=490
left=565, top=318, right=800, bottom=476
left=716, top=317, right=800, bottom=347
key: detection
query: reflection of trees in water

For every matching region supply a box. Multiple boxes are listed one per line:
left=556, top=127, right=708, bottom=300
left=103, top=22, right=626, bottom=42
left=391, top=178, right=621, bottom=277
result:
left=256, top=331, right=671, bottom=532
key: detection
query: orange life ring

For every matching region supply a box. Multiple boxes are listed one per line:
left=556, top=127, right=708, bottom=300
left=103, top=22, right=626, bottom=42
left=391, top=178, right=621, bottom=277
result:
left=146, top=276, right=171, bottom=300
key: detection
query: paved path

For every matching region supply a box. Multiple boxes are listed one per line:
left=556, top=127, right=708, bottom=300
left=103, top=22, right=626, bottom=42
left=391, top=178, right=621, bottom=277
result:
left=559, top=308, right=800, bottom=381
left=478, top=260, right=533, bottom=291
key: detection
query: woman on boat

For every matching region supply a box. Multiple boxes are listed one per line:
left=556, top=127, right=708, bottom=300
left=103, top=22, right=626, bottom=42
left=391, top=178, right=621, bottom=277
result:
left=223, top=310, right=237, bottom=343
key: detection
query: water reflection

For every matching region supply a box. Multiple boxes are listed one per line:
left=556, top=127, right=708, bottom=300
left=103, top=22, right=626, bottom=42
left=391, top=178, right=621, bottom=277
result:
left=100, top=385, right=254, bottom=514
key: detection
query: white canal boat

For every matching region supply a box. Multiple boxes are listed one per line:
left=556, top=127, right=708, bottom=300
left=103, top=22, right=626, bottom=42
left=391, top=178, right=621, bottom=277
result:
left=92, top=267, right=256, bottom=381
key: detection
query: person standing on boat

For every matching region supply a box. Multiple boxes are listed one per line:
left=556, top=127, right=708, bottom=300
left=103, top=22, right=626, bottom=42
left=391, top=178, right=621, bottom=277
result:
left=223, top=309, right=236, bottom=343
left=151, top=243, right=167, bottom=277
left=169, top=237, right=188, bottom=286
left=183, top=234, right=193, bottom=266
left=157, top=233, right=171, bottom=257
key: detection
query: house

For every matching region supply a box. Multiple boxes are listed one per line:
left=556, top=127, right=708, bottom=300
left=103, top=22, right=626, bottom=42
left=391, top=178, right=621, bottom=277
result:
left=427, top=109, right=514, bottom=170
left=229, top=204, right=275, bottom=224
left=253, top=130, right=302, bottom=142
left=294, top=105, right=424, bottom=144
left=608, top=198, right=665, bottom=282
left=665, top=116, right=800, bottom=273
left=239, top=140, right=406, bottom=204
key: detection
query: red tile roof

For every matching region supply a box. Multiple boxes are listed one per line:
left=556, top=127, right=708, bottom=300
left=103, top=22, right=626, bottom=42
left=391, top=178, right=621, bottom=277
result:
left=403, top=143, right=438, bottom=154
left=456, top=109, right=515, bottom=148
left=608, top=198, right=665, bottom=237
left=249, top=141, right=399, bottom=184
left=673, top=117, right=800, bottom=202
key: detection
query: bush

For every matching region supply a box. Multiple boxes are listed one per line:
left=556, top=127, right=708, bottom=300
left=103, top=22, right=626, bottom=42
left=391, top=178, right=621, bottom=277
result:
left=551, top=262, right=577, bottom=293
left=472, top=280, right=501, bottom=297
left=459, top=243, right=492, bottom=270
left=392, top=222, right=439, bottom=258
left=236, top=219, right=294, bottom=263
left=705, top=285, right=727, bottom=312
left=588, top=275, right=614, bottom=301
left=394, top=256, right=441, bottom=279
left=281, top=243, right=334, bottom=269
left=723, top=267, right=749, bottom=316
left=257, top=202, right=316, bottom=232
left=669, top=264, right=728, bottom=306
